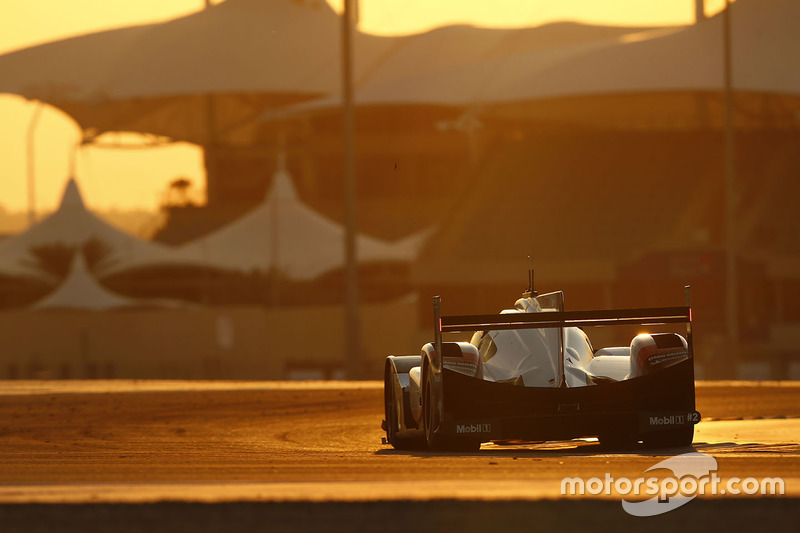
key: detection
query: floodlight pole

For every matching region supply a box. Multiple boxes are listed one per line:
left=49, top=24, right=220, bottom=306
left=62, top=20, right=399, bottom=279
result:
left=722, top=0, right=739, bottom=369
left=342, top=0, right=361, bottom=379
left=26, top=102, right=44, bottom=227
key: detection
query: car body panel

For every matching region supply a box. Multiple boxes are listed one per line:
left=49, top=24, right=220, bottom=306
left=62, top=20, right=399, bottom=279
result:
left=383, top=287, right=698, bottom=449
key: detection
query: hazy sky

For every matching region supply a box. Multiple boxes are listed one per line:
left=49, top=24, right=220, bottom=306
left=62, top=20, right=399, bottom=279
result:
left=0, top=0, right=722, bottom=217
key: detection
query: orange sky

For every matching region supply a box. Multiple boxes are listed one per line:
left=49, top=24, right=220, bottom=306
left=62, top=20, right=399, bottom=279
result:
left=0, top=0, right=723, bottom=218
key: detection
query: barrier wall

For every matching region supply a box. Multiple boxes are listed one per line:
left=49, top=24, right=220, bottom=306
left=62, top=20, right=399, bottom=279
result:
left=0, top=298, right=419, bottom=380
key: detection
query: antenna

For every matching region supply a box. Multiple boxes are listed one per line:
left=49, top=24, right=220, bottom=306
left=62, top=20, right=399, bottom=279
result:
left=524, top=256, right=537, bottom=298
left=528, top=256, right=533, bottom=292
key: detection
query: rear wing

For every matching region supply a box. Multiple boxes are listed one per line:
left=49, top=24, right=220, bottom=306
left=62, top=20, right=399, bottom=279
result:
left=432, top=286, right=693, bottom=387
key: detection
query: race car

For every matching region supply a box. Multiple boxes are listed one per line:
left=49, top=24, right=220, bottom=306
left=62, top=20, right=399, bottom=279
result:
left=382, top=281, right=699, bottom=452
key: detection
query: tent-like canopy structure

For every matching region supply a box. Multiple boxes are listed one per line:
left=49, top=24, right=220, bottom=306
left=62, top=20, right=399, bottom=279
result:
left=0, top=178, right=200, bottom=280
left=0, top=173, right=426, bottom=284
left=287, top=21, right=650, bottom=113
left=511, top=0, right=799, bottom=96
left=30, top=253, right=138, bottom=311
left=180, top=158, right=428, bottom=280
left=0, top=0, right=396, bottom=146
left=29, top=253, right=194, bottom=310
left=487, top=0, right=800, bottom=127
left=283, top=0, right=799, bottom=130
left=0, top=0, right=656, bottom=146
left=3, top=0, right=797, bottom=142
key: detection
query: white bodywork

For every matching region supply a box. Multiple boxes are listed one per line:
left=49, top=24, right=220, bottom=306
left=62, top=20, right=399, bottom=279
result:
left=466, top=296, right=630, bottom=387
left=406, top=293, right=688, bottom=391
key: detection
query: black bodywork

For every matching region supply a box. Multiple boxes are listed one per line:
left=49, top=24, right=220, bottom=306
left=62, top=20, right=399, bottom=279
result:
left=437, top=358, right=697, bottom=444
left=420, top=289, right=700, bottom=449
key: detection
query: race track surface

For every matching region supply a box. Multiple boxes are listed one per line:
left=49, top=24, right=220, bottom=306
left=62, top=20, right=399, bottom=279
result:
left=1, top=380, right=798, bottom=531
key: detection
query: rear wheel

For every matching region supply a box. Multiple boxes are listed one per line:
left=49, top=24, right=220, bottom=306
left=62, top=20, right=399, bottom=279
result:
left=598, top=431, right=639, bottom=451
left=423, top=363, right=481, bottom=453
left=642, top=426, right=694, bottom=449
left=384, top=364, right=425, bottom=450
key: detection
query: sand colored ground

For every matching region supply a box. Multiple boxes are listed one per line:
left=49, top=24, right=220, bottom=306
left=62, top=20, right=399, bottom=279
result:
left=0, top=380, right=798, bottom=530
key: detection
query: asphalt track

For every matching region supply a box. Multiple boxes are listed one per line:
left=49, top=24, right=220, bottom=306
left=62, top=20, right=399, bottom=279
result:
left=0, top=380, right=798, bottom=531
